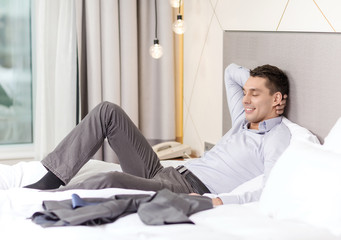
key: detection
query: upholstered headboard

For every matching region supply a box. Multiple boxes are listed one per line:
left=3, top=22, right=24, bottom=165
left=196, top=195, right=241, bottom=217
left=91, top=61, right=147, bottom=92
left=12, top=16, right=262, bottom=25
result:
left=223, top=31, right=341, bottom=142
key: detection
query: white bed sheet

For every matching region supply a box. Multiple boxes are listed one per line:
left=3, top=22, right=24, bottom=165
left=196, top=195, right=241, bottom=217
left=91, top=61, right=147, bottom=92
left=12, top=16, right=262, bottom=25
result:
left=0, top=160, right=339, bottom=240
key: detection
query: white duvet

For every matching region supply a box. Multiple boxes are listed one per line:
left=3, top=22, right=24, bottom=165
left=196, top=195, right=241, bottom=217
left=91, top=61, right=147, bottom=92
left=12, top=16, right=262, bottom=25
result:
left=0, top=160, right=338, bottom=240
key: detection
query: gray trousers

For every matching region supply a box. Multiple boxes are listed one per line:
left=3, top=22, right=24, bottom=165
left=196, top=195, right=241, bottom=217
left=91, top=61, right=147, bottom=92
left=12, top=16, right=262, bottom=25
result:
left=42, top=102, right=195, bottom=193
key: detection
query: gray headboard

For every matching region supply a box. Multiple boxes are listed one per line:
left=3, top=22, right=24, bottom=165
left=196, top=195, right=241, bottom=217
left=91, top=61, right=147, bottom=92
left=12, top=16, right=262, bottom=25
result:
left=223, top=31, right=341, bottom=142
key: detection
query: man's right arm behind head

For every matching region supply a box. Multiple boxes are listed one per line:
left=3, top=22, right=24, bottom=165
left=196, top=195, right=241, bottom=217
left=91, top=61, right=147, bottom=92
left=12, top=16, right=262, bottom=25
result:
left=224, top=63, right=250, bottom=125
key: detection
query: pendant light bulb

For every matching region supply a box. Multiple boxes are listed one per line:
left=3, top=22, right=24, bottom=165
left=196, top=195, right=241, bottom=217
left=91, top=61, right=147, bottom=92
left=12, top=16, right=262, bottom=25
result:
left=150, top=39, right=163, bottom=59
left=170, top=0, right=182, bottom=8
left=172, top=15, right=186, bottom=35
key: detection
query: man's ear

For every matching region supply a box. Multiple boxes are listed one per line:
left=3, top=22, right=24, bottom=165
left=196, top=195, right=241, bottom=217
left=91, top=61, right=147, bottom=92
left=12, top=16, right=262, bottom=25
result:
left=272, top=92, right=282, bottom=106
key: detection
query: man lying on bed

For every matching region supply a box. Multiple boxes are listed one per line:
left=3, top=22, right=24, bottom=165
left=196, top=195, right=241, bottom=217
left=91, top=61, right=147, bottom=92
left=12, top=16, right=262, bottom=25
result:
left=25, top=63, right=290, bottom=206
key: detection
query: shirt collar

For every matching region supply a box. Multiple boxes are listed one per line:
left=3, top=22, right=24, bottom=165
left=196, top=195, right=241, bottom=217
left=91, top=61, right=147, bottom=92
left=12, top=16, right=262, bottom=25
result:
left=242, top=116, right=282, bottom=133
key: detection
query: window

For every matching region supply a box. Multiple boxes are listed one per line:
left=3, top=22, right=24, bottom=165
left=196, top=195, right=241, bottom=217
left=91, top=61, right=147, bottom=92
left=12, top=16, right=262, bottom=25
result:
left=0, top=0, right=33, bottom=145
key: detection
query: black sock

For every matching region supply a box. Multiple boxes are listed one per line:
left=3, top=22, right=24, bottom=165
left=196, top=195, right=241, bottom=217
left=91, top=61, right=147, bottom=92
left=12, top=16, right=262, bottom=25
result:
left=24, top=171, right=64, bottom=190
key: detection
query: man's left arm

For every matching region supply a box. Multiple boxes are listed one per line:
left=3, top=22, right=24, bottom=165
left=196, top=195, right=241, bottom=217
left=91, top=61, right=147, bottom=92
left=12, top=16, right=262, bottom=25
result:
left=209, top=123, right=291, bottom=206
left=209, top=188, right=263, bottom=206
left=192, top=189, right=262, bottom=206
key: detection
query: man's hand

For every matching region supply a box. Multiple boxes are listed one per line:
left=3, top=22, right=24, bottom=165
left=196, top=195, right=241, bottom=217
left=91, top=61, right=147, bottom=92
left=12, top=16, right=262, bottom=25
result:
left=190, top=193, right=223, bottom=206
left=212, top=197, right=223, bottom=206
left=276, top=94, right=288, bottom=115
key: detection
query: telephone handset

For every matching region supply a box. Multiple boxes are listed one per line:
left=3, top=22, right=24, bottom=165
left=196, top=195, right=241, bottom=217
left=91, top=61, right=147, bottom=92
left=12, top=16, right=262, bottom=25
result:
left=152, top=141, right=191, bottom=160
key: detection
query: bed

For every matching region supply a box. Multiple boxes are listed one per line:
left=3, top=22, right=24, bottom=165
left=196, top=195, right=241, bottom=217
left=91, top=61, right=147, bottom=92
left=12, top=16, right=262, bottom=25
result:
left=1, top=158, right=340, bottom=240
left=1, top=31, right=341, bottom=240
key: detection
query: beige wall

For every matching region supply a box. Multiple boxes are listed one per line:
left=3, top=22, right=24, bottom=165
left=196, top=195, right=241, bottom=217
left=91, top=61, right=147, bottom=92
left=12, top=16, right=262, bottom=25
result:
left=183, top=0, right=341, bottom=156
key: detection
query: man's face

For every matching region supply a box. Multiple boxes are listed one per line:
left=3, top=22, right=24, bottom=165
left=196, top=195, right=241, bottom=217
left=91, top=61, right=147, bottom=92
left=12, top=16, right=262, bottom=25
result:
left=242, top=76, right=280, bottom=129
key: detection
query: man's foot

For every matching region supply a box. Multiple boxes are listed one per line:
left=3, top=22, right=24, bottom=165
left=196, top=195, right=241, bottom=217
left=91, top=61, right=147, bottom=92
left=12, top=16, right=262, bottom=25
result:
left=24, top=171, right=64, bottom=190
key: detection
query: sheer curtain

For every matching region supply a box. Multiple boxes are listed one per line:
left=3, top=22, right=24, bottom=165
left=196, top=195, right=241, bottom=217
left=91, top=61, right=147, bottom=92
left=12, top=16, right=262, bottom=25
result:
left=33, top=0, right=77, bottom=160
left=34, top=0, right=176, bottom=162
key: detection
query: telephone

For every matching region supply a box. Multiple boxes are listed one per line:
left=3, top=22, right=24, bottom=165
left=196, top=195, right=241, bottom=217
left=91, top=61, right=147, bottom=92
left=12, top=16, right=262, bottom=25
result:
left=152, top=141, right=191, bottom=160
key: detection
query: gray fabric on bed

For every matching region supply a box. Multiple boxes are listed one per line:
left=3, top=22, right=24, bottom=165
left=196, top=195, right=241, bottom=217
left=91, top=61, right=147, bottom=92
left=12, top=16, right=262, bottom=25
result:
left=31, top=189, right=213, bottom=227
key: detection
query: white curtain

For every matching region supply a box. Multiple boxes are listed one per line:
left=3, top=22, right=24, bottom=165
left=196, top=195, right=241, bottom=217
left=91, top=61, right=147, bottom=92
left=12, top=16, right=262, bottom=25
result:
left=33, top=0, right=77, bottom=160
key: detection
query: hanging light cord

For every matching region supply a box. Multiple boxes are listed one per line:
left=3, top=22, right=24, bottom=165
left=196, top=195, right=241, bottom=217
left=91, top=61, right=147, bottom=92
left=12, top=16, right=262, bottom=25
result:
left=178, top=0, right=181, bottom=14
left=154, top=0, right=158, bottom=39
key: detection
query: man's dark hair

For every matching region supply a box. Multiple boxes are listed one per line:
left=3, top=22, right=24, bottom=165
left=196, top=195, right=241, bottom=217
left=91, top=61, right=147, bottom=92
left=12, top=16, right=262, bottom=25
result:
left=250, top=64, right=289, bottom=96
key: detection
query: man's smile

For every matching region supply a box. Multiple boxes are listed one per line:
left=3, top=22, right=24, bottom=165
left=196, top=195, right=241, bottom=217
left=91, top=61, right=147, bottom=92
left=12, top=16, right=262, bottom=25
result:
left=244, top=106, right=255, bottom=114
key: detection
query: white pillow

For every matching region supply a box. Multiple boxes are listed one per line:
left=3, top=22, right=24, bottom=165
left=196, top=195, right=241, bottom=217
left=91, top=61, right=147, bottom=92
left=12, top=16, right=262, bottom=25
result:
left=324, top=117, right=341, bottom=154
left=68, top=160, right=122, bottom=186
left=260, top=139, right=341, bottom=235
left=0, top=161, right=47, bottom=189
left=282, top=117, right=320, bottom=144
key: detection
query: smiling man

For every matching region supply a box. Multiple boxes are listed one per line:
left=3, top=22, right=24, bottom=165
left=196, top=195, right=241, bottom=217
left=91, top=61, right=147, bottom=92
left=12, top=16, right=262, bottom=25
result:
left=244, top=66, right=288, bottom=128
left=25, top=63, right=290, bottom=206
left=185, top=63, right=290, bottom=205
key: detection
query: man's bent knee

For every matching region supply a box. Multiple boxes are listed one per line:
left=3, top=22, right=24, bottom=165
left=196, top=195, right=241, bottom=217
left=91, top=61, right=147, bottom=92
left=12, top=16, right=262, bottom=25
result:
left=99, top=101, right=120, bottom=111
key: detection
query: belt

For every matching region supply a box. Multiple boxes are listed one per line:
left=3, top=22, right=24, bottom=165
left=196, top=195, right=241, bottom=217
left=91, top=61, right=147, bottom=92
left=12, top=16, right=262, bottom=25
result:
left=175, top=165, right=210, bottom=195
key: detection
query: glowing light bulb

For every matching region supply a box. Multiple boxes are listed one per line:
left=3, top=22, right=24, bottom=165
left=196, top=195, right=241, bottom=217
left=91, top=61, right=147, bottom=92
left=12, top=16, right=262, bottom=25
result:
left=149, top=39, right=163, bottom=59
left=172, top=15, right=186, bottom=35
left=170, top=0, right=181, bottom=8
